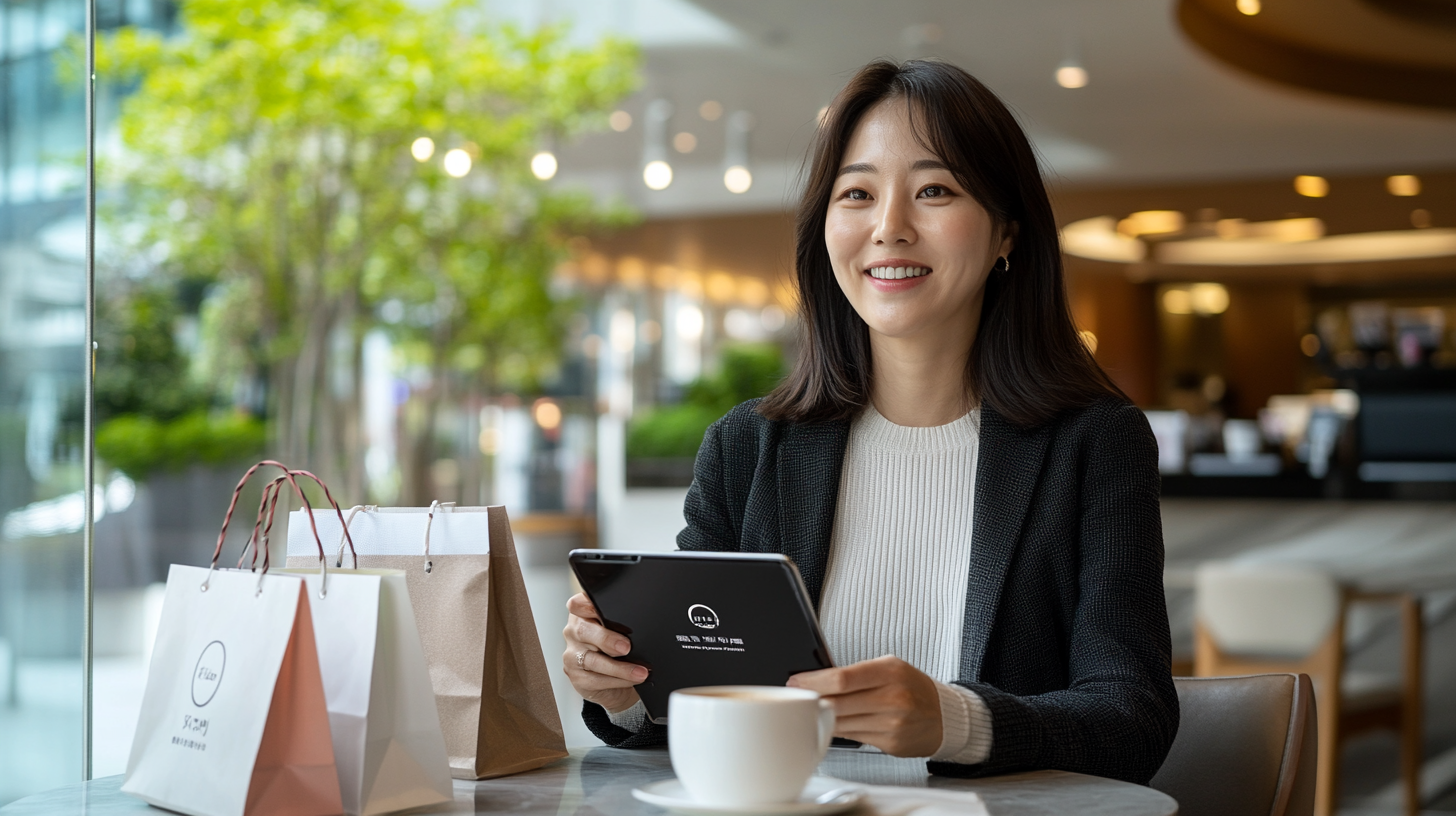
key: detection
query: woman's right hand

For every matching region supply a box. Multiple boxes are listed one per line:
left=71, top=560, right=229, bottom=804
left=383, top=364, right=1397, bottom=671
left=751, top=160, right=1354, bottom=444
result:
left=562, top=592, right=648, bottom=714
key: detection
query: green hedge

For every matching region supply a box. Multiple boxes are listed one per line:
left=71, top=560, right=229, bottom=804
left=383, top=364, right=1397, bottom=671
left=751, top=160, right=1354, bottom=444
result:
left=626, top=404, right=723, bottom=459
left=626, top=343, right=785, bottom=461
left=96, top=412, right=267, bottom=478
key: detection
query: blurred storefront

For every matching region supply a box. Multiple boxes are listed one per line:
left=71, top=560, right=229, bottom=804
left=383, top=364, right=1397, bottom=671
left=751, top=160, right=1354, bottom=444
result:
left=1057, top=169, right=1456, bottom=499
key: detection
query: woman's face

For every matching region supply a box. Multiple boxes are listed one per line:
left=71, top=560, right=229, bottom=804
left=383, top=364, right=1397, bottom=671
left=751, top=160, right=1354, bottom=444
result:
left=825, top=98, right=1011, bottom=345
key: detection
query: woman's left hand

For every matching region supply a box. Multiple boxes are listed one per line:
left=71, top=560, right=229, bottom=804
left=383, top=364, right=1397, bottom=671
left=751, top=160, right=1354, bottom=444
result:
left=787, top=655, right=943, bottom=757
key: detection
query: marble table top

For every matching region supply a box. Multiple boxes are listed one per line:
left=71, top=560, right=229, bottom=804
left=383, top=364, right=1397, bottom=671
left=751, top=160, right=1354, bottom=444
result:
left=0, top=746, right=1178, bottom=816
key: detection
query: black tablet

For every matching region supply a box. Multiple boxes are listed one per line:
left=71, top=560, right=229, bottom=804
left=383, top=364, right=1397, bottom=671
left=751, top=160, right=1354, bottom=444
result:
left=568, top=549, right=835, bottom=724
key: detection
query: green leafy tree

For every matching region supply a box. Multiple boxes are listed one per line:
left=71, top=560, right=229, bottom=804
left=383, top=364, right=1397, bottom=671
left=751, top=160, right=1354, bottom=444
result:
left=96, top=0, right=638, bottom=498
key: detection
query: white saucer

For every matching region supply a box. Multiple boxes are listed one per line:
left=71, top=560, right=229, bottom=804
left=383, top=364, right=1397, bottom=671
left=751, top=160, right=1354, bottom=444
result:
left=632, top=776, right=865, bottom=816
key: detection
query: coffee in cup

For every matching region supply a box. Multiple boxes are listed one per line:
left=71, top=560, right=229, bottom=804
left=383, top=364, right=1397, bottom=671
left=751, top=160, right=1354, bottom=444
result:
left=668, top=685, right=835, bottom=806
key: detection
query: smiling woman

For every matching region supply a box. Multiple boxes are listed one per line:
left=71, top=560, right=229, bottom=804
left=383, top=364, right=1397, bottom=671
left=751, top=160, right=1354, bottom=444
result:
left=760, top=60, right=1121, bottom=428
left=565, top=60, right=1177, bottom=787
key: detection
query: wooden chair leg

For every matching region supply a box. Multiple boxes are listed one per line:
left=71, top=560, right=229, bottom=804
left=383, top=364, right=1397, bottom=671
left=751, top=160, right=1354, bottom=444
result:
left=1315, top=695, right=1340, bottom=816
left=1311, top=609, right=1348, bottom=816
left=1401, top=595, right=1424, bottom=816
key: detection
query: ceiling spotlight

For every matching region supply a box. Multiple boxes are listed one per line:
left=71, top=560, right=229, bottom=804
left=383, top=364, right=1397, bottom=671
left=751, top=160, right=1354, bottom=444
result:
left=1294, top=175, right=1329, bottom=197
left=1056, top=63, right=1088, bottom=89
left=724, top=165, right=752, bottom=194
left=530, top=151, right=558, bottom=180
left=644, top=160, right=673, bottom=190
left=1163, top=289, right=1193, bottom=315
left=723, top=111, right=754, bottom=194
left=1190, top=283, right=1230, bottom=315
left=1162, top=284, right=1229, bottom=316
left=1236, top=0, right=1261, bottom=14
left=411, top=136, right=435, bottom=162
left=1387, top=175, right=1420, bottom=196
left=1117, top=210, right=1185, bottom=237
left=673, top=132, right=697, bottom=153
left=699, top=100, right=723, bottom=121
left=609, top=110, right=632, bottom=132
left=443, top=148, right=472, bottom=178
left=642, top=99, right=674, bottom=190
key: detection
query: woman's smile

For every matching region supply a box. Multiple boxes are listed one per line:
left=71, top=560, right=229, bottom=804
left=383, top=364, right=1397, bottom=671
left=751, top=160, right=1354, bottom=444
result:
left=864, top=258, right=933, bottom=290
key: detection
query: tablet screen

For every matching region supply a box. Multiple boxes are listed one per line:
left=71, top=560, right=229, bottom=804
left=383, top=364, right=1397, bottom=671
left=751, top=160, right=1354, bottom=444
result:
left=569, top=550, right=834, bottom=723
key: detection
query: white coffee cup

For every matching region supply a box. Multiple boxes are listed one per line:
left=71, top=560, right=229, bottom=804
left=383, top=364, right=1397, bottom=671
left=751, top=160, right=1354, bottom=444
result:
left=668, top=685, right=835, bottom=806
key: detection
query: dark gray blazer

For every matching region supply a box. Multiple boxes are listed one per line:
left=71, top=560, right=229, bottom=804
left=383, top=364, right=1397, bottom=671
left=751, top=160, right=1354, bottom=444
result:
left=583, top=397, right=1179, bottom=785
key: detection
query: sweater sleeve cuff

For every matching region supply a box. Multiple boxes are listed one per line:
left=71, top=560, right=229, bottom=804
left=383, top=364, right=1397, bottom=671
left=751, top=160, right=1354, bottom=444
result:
left=606, top=699, right=648, bottom=732
left=930, top=682, right=993, bottom=764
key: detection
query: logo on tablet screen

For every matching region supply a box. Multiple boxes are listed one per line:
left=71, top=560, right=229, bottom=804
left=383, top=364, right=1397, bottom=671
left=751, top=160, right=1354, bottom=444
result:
left=687, top=604, right=719, bottom=629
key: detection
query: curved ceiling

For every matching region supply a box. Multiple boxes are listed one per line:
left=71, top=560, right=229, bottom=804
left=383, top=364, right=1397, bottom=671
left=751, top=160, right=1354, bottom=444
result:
left=1178, top=0, right=1456, bottom=109
left=525, top=0, right=1456, bottom=218
left=1062, top=215, right=1456, bottom=266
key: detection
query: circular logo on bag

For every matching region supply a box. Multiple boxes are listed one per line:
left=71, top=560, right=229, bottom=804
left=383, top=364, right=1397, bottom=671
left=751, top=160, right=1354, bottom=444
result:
left=687, top=604, right=719, bottom=630
left=192, top=641, right=226, bottom=707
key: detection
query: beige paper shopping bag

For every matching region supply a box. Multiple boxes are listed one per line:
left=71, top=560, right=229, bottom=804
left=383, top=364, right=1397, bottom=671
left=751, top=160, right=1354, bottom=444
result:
left=122, top=461, right=343, bottom=816
left=289, top=503, right=567, bottom=779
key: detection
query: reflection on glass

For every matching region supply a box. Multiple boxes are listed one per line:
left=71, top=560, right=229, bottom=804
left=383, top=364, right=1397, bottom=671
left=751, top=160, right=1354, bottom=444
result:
left=0, top=0, right=98, bottom=802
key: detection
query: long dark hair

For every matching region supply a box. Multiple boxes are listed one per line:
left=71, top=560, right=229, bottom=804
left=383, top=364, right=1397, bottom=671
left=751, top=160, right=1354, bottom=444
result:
left=758, top=59, right=1124, bottom=428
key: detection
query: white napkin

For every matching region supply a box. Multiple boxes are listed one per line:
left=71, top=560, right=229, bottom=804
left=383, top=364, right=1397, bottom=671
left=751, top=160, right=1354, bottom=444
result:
left=856, top=784, right=991, bottom=816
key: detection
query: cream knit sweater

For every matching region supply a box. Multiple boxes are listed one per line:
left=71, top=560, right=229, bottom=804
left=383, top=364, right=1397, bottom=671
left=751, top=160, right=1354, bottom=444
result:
left=610, top=405, right=992, bottom=763
left=819, top=405, right=992, bottom=763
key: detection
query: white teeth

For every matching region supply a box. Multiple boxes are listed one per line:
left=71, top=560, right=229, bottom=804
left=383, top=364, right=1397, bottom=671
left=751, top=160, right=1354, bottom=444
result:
left=867, top=266, right=929, bottom=280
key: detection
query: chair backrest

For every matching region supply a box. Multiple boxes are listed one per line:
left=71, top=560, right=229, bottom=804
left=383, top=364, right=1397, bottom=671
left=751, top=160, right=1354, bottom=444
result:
left=1196, top=563, right=1341, bottom=656
left=1150, top=674, right=1318, bottom=816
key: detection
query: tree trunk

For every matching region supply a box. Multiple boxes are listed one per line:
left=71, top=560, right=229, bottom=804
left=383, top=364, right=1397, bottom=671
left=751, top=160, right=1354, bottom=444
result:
left=286, top=301, right=336, bottom=470
left=344, top=327, right=365, bottom=502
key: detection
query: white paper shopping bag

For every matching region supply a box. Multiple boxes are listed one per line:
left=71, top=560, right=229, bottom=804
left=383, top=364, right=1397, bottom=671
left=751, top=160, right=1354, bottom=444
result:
left=123, top=461, right=344, bottom=816
left=122, top=565, right=342, bottom=816
left=277, top=567, right=455, bottom=815
left=253, top=468, right=454, bottom=815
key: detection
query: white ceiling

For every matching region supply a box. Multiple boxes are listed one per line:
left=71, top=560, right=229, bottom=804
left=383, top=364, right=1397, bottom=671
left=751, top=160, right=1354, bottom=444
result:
left=538, top=0, right=1456, bottom=217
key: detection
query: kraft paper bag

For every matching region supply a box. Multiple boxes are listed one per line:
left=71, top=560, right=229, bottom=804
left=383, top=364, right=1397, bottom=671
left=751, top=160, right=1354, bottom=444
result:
left=122, top=565, right=343, bottom=816
left=288, top=503, right=567, bottom=779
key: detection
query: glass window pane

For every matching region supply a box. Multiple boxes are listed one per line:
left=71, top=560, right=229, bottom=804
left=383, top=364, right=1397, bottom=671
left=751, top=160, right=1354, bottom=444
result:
left=0, top=0, right=88, bottom=804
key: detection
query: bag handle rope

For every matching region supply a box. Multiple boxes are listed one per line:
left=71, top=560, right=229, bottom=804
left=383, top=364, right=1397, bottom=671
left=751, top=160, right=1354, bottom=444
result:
left=332, top=505, right=378, bottom=568
left=249, top=469, right=359, bottom=573
left=241, top=474, right=293, bottom=572
left=208, top=461, right=356, bottom=598
left=421, top=500, right=458, bottom=573
left=327, top=501, right=454, bottom=573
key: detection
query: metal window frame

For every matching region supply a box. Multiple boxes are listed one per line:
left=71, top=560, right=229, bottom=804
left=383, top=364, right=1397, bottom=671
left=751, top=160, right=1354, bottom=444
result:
left=82, top=0, right=96, bottom=783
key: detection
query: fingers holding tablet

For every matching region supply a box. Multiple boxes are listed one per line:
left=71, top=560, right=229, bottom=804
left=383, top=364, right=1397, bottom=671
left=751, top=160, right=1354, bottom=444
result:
left=567, top=594, right=632, bottom=655
left=788, top=655, right=943, bottom=758
left=562, top=592, right=646, bottom=714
